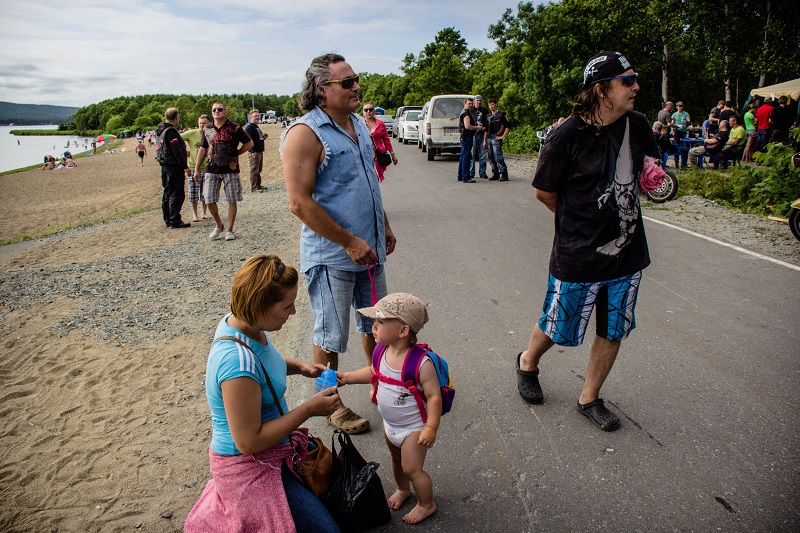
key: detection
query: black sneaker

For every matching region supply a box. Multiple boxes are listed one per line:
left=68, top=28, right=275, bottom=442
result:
left=463, top=179, right=477, bottom=183
left=170, top=222, right=191, bottom=228
left=479, top=173, right=489, bottom=179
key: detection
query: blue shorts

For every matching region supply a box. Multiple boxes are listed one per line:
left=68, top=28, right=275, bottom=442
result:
left=538, top=272, right=642, bottom=347
left=305, top=265, right=388, bottom=354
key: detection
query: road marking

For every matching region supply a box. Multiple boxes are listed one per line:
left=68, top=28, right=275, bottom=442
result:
left=643, top=215, right=800, bottom=272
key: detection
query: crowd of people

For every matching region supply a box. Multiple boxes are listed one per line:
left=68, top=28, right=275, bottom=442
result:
left=650, top=96, right=797, bottom=170
left=457, top=95, right=512, bottom=182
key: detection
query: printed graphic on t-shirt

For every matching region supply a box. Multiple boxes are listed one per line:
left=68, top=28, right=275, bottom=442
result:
left=596, top=119, right=638, bottom=257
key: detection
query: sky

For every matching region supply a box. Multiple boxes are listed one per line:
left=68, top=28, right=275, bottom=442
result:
left=0, top=0, right=523, bottom=108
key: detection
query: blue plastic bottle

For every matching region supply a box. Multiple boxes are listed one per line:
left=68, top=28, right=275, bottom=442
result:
left=315, top=364, right=338, bottom=394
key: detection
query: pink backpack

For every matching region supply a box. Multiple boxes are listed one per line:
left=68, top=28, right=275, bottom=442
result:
left=370, top=343, right=455, bottom=424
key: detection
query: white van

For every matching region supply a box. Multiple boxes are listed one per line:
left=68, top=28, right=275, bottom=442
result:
left=420, top=94, right=472, bottom=161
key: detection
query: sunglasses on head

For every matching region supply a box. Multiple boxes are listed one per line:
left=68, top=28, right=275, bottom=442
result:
left=598, top=73, right=639, bottom=87
left=199, top=114, right=210, bottom=119
left=212, top=107, right=226, bottom=112
left=363, top=107, right=374, bottom=112
left=325, top=75, right=359, bottom=89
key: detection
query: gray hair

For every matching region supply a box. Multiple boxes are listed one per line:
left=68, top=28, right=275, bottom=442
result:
left=299, top=53, right=346, bottom=113
left=165, top=108, right=179, bottom=121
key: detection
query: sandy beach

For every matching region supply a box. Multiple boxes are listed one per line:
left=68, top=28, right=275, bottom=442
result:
left=0, top=124, right=310, bottom=532
left=1, top=123, right=797, bottom=532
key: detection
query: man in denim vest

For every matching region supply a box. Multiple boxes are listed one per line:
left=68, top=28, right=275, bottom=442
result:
left=281, top=53, right=397, bottom=434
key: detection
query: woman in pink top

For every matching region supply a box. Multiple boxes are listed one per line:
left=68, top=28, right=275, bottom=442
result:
left=362, top=103, right=397, bottom=182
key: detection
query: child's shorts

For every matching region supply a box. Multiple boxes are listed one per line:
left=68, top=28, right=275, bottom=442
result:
left=537, top=271, right=642, bottom=347
left=383, top=420, right=425, bottom=448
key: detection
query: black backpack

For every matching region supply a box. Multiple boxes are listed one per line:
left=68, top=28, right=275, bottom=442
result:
left=154, top=125, right=177, bottom=165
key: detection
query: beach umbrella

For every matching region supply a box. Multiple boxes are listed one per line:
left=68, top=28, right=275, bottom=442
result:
left=96, top=134, right=116, bottom=142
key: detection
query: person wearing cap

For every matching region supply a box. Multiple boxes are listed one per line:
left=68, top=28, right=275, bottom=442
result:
left=517, top=51, right=661, bottom=432
left=670, top=101, right=691, bottom=143
left=281, top=53, right=397, bottom=435
left=340, top=293, right=440, bottom=525
left=470, top=95, right=490, bottom=179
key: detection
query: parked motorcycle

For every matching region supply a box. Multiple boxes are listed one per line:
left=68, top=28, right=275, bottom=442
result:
left=644, top=169, right=679, bottom=203
left=789, top=199, right=800, bottom=241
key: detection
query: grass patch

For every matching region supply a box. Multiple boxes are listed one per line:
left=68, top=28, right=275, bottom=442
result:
left=0, top=139, right=125, bottom=177
left=0, top=206, right=155, bottom=246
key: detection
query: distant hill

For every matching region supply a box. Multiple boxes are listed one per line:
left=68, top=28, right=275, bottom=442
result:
left=0, top=101, right=79, bottom=125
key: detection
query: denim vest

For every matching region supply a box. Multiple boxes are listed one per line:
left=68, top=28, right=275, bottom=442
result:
left=282, top=107, right=386, bottom=272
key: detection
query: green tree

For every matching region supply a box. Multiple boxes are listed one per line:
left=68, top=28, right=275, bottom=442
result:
left=105, top=114, right=125, bottom=133
left=283, top=96, right=301, bottom=117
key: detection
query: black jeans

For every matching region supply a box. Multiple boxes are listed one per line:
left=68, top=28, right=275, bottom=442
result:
left=161, top=164, right=186, bottom=226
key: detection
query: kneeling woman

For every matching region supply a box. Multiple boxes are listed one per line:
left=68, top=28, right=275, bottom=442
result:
left=186, top=254, right=341, bottom=532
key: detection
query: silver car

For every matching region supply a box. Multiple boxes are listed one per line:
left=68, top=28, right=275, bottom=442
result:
left=376, top=115, right=394, bottom=136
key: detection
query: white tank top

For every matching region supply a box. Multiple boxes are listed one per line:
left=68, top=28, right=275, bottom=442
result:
left=376, top=354, right=431, bottom=429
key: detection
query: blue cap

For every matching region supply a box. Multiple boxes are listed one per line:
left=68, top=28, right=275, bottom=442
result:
left=474, top=95, right=483, bottom=100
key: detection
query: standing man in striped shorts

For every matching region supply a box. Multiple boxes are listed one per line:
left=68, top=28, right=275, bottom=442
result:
left=194, top=102, right=253, bottom=241
left=515, top=51, right=661, bottom=432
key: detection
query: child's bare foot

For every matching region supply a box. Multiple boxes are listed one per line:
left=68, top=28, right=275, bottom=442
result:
left=403, top=502, right=436, bottom=524
left=387, top=489, right=411, bottom=510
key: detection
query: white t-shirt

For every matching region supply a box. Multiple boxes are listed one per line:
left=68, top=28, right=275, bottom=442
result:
left=376, top=353, right=431, bottom=429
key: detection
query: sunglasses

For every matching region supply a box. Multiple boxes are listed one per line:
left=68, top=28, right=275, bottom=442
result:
left=212, top=107, right=226, bottom=112
left=363, top=108, right=374, bottom=112
left=325, top=75, right=359, bottom=89
left=199, top=114, right=210, bottom=119
left=598, top=73, right=639, bottom=87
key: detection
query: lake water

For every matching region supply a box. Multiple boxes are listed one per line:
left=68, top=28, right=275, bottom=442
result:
left=0, top=125, right=114, bottom=173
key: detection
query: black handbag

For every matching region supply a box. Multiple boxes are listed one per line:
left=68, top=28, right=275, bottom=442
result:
left=370, top=131, right=392, bottom=167
left=375, top=150, right=392, bottom=167
left=322, top=430, right=391, bottom=532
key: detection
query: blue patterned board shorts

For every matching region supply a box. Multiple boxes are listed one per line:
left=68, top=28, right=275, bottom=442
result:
left=538, top=271, right=642, bottom=347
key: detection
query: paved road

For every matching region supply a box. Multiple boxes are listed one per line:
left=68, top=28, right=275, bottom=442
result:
left=306, top=140, right=799, bottom=532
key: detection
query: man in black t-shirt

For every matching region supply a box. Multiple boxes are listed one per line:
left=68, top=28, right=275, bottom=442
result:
left=689, top=120, right=730, bottom=167
left=516, top=51, right=661, bottom=433
left=719, top=100, right=736, bottom=125
left=457, top=99, right=478, bottom=183
left=471, top=95, right=490, bottom=179
left=486, top=99, right=512, bottom=180
left=770, top=96, right=795, bottom=144
left=243, top=109, right=268, bottom=192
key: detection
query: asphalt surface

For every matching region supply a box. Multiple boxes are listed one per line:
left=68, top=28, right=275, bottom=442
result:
left=303, top=140, right=800, bottom=532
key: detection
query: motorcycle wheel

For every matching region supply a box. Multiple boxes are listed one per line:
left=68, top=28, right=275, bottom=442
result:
left=789, top=208, right=800, bottom=241
left=645, top=170, right=678, bottom=203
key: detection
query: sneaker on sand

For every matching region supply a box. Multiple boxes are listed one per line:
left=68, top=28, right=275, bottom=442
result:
left=209, top=226, right=224, bottom=239
left=225, top=231, right=236, bottom=241
left=326, top=407, right=370, bottom=434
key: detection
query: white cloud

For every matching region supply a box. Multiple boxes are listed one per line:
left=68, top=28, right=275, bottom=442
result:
left=0, top=0, right=511, bottom=106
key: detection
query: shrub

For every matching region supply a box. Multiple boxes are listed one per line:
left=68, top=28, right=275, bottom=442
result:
left=504, top=124, right=540, bottom=154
